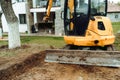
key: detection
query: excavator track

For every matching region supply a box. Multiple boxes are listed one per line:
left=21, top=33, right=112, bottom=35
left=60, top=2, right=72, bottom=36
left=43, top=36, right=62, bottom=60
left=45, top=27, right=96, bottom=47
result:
left=45, top=49, right=120, bottom=67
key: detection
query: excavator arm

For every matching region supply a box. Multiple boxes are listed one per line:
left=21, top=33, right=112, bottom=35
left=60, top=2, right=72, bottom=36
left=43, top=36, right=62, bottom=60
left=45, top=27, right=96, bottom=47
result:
left=43, top=0, right=53, bottom=22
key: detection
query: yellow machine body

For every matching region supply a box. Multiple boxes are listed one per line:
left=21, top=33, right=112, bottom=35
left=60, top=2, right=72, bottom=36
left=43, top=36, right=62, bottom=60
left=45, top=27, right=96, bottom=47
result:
left=44, top=0, right=120, bottom=67
left=64, top=16, right=115, bottom=47
left=43, top=0, right=115, bottom=48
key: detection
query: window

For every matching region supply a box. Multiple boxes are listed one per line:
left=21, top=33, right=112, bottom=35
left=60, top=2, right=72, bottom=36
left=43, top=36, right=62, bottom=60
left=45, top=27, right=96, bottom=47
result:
left=19, top=14, right=26, bottom=24
left=76, top=0, right=89, bottom=15
left=98, top=22, right=105, bottom=30
left=115, top=15, right=119, bottom=18
left=17, top=0, right=25, bottom=2
left=90, top=0, right=106, bottom=16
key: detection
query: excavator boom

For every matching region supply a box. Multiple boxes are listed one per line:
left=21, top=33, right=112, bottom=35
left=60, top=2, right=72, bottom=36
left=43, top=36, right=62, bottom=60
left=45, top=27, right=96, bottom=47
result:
left=43, top=0, right=53, bottom=22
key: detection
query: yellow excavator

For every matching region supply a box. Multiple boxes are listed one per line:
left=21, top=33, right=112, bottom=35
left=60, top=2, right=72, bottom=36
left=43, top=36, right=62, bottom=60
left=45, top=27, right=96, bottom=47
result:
left=43, top=0, right=120, bottom=67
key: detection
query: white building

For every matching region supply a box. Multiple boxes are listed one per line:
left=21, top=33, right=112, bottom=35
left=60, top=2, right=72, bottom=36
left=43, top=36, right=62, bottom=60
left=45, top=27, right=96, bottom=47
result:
left=1, top=0, right=62, bottom=34
left=1, top=0, right=120, bottom=35
left=107, top=2, right=120, bottom=22
left=1, top=0, right=27, bottom=33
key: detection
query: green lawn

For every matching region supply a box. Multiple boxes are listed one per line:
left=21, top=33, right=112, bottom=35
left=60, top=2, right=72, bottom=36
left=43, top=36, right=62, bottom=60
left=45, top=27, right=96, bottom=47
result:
left=0, top=36, right=65, bottom=57
left=21, top=36, right=65, bottom=48
left=0, top=36, right=65, bottom=48
left=112, top=22, right=120, bottom=34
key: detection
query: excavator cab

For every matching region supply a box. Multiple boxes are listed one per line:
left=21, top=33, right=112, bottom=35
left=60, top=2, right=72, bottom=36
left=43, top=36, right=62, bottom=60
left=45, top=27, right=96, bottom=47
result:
left=63, top=0, right=115, bottom=50
left=64, top=0, right=90, bottom=36
left=64, top=0, right=107, bottom=35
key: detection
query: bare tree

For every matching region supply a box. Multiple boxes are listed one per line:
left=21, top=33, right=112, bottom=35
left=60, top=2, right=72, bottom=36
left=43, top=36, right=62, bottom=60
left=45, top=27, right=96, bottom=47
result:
left=0, top=0, right=21, bottom=49
left=0, top=12, right=2, bottom=39
left=26, top=0, right=34, bottom=34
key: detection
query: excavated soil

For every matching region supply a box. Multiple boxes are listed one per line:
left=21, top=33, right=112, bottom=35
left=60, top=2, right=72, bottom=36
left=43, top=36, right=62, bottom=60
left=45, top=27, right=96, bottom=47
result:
left=0, top=45, right=120, bottom=80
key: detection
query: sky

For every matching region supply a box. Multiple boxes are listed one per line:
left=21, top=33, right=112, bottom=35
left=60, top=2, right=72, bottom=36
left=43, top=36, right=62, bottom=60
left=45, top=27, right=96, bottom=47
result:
left=108, top=0, right=120, bottom=3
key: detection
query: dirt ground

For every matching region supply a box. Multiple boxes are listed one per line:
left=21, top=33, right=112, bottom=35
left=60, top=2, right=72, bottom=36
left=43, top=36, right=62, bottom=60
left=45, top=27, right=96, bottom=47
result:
left=13, top=59, right=120, bottom=80
left=0, top=44, right=120, bottom=80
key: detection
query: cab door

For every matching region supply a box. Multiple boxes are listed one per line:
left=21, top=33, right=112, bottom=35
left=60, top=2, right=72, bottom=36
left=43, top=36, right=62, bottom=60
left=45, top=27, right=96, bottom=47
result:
left=64, top=0, right=90, bottom=36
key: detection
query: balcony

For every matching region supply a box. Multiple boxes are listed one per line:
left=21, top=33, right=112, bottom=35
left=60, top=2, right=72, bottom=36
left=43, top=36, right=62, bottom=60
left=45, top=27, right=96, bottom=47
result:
left=36, top=0, right=61, bottom=8
left=31, top=0, right=61, bottom=12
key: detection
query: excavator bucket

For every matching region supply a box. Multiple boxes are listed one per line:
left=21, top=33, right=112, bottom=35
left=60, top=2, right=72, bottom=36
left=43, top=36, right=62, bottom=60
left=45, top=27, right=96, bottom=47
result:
left=45, top=49, right=120, bottom=67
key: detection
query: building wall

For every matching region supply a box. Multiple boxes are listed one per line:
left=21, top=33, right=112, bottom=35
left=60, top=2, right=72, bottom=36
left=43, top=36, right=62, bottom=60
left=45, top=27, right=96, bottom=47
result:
left=107, top=12, right=120, bottom=22
left=2, top=2, right=27, bottom=33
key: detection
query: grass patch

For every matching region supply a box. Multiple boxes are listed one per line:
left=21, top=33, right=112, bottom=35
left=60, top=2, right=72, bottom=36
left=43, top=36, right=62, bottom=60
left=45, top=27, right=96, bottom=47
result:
left=21, top=36, right=65, bottom=48
left=0, top=41, right=8, bottom=46
left=112, top=22, right=120, bottom=34
left=0, top=36, right=65, bottom=57
left=0, top=36, right=65, bottom=48
left=112, top=22, right=120, bottom=50
left=0, top=51, right=17, bottom=57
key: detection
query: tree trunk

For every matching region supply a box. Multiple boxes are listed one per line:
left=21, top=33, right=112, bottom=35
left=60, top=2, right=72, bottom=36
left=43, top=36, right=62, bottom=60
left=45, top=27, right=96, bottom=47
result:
left=1, top=0, right=21, bottom=49
left=26, top=0, right=34, bottom=34
left=0, top=13, right=2, bottom=39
